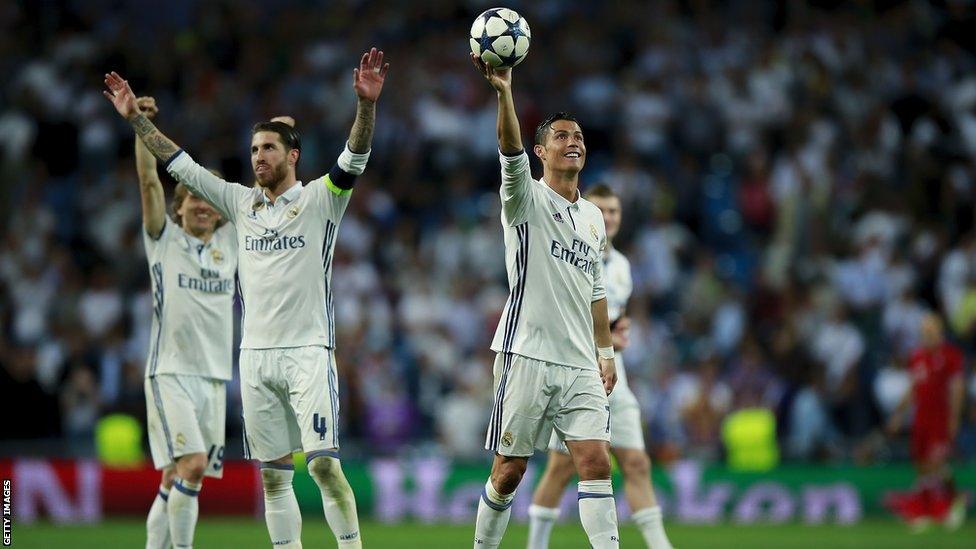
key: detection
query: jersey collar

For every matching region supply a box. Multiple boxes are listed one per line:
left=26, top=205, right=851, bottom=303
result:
left=180, top=227, right=211, bottom=251
left=539, top=179, right=581, bottom=211
left=262, top=181, right=304, bottom=206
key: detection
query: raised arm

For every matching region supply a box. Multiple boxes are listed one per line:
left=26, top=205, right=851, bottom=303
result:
left=469, top=54, right=522, bottom=154
left=347, top=48, right=389, bottom=154
left=133, top=97, right=166, bottom=238
left=103, top=73, right=180, bottom=162
left=104, top=71, right=243, bottom=222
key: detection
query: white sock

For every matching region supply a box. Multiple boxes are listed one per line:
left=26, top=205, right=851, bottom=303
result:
left=262, top=464, right=303, bottom=548
left=307, top=454, right=361, bottom=547
left=527, top=504, right=560, bottom=549
left=631, top=506, right=673, bottom=549
left=474, top=479, right=515, bottom=548
left=146, top=485, right=170, bottom=549
left=168, top=477, right=201, bottom=549
left=578, top=480, right=619, bottom=548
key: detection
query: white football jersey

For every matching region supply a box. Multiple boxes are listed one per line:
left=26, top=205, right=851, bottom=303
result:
left=166, top=150, right=358, bottom=350
left=143, top=218, right=237, bottom=380
left=604, top=247, right=632, bottom=323
left=489, top=151, right=607, bottom=371
left=604, top=246, right=634, bottom=388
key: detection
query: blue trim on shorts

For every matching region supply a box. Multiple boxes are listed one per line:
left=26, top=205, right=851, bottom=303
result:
left=241, top=409, right=251, bottom=460
left=158, top=489, right=169, bottom=502
left=150, top=377, right=175, bottom=460
left=325, top=351, right=339, bottom=449
left=259, top=462, right=294, bottom=471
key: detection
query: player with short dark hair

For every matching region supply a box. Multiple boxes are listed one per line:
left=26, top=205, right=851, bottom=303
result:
left=528, top=184, right=674, bottom=549
left=105, top=47, right=389, bottom=548
left=470, top=53, right=620, bottom=548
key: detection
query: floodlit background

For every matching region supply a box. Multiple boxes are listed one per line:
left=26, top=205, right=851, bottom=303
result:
left=1, top=0, right=974, bottom=544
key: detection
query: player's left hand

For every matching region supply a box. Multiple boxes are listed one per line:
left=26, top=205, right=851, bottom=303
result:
left=353, top=47, right=389, bottom=103
left=599, top=357, right=617, bottom=395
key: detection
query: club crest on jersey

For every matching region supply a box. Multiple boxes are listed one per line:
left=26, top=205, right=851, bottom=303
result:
left=287, top=206, right=300, bottom=218
left=211, top=249, right=224, bottom=263
left=590, top=224, right=599, bottom=243
left=552, top=211, right=564, bottom=223
left=501, top=431, right=513, bottom=447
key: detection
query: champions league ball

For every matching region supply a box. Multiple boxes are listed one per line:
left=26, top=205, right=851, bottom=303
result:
left=469, top=7, right=531, bottom=69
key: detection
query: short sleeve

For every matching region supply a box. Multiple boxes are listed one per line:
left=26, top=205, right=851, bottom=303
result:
left=142, top=216, right=171, bottom=263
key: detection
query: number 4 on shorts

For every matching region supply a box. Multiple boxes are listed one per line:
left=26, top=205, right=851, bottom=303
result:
left=313, top=413, right=327, bottom=441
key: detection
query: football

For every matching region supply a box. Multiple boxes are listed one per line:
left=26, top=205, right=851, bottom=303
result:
left=469, top=7, right=531, bottom=69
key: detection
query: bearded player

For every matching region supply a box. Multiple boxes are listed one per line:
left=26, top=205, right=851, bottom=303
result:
left=470, top=53, right=620, bottom=548
left=528, top=185, right=674, bottom=549
left=887, top=313, right=966, bottom=529
left=104, top=48, right=388, bottom=548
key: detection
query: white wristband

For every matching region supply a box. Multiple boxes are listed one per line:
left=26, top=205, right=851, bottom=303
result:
left=597, top=346, right=615, bottom=360
left=338, top=142, right=370, bottom=175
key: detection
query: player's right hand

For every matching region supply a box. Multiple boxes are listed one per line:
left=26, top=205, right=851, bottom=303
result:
left=599, top=357, right=617, bottom=396
left=271, top=115, right=296, bottom=127
left=136, top=96, right=158, bottom=119
left=470, top=53, right=511, bottom=92
left=103, top=71, right=139, bottom=120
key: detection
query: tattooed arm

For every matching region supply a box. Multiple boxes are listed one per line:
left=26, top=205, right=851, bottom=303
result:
left=130, top=112, right=180, bottom=162
left=347, top=100, right=376, bottom=154
left=133, top=97, right=167, bottom=238
left=103, top=72, right=180, bottom=162
left=103, top=71, right=244, bottom=222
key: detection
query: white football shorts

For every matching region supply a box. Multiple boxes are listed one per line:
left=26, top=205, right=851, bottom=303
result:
left=146, top=374, right=227, bottom=478
left=549, top=354, right=646, bottom=453
left=485, top=353, right=610, bottom=457
left=239, top=346, right=341, bottom=463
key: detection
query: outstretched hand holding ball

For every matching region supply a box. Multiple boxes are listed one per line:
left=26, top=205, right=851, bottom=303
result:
left=469, top=7, right=530, bottom=69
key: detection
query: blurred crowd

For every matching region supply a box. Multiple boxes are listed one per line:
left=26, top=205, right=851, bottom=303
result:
left=3, top=0, right=976, bottom=465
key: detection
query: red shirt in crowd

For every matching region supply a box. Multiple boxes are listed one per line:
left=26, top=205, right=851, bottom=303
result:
left=908, top=342, right=963, bottom=434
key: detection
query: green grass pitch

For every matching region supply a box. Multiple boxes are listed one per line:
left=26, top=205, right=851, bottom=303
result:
left=11, top=519, right=976, bottom=548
